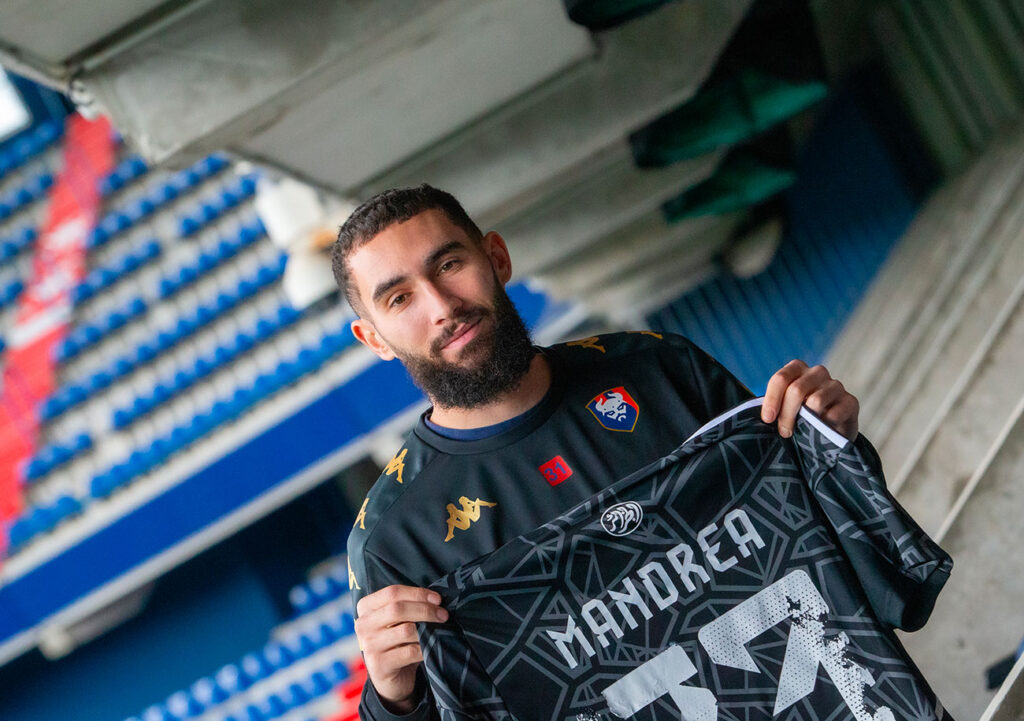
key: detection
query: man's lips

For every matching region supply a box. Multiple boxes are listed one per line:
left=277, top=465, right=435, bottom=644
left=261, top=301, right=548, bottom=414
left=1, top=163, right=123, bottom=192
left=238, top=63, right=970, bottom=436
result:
left=441, top=317, right=482, bottom=351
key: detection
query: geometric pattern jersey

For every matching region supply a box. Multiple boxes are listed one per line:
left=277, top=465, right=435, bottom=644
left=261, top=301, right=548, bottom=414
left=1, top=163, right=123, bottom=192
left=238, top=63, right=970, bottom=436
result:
left=419, top=398, right=953, bottom=721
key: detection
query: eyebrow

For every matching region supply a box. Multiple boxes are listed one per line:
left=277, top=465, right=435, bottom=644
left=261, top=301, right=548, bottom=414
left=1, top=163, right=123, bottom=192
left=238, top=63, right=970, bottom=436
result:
left=370, top=240, right=468, bottom=305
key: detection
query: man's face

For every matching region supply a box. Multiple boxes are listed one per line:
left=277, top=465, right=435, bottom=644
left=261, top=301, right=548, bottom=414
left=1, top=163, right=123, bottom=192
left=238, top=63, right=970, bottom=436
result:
left=348, top=210, right=535, bottom=408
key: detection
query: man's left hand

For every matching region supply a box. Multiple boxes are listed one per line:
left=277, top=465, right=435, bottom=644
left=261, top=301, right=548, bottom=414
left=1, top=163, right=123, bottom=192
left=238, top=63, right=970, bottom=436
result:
left=761, top=360, right=859, bottom=442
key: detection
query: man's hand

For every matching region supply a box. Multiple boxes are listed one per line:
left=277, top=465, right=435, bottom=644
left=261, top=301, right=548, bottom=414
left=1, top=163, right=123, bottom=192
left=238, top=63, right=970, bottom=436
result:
left=354, top=585, right=448, bottom=712
left=761, top=360, right=859, bottom=441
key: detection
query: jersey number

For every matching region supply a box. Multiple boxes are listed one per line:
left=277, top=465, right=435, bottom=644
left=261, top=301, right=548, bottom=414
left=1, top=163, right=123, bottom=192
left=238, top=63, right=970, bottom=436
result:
left=601, top=570, right=895, bottom=721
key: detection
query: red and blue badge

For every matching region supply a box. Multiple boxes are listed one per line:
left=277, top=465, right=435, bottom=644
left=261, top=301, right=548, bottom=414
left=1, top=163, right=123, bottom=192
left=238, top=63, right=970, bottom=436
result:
left=587, top=386, right=639, bottom=432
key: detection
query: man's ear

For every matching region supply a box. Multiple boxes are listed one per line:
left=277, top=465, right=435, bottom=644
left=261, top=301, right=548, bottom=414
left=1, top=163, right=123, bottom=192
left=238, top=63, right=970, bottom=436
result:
left=350, top=317, right=396, bottom=361
left=482, top=230, right=513, bottom=284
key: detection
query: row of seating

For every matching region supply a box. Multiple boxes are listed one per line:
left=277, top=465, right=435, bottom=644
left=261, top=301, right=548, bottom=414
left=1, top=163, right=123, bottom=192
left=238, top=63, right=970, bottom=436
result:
left=125, top=609, right=356, bottom=721
left=16, top=312, right=348, bottom=550
left=0, top=169, right=53, bottom=222
left=98, top=155, right=150, bottom=198
left=44, top=250, right=285, bottom=421
left=288, top=564, right=350, bottom=618
left=59, top=217, right=269, bottom=365
left=176, top=173, right=259, bottom=238
left=158, top=218, right=267, bottom=299
left=89, top=327, right=354, bottom=502
left=72, top=238, right=162, bottom=305
left=87, top=154, right=231, bottom=251
left=52, top=296, right=149, bottom=365
left=0, top=224, right=36, bottom=264
left=8, top=494, right=83, bottom=550
left=112, top=303, right=303, bottom=429
left=22, top=432, right=93, bottom=482
left=0, top=120, right=62, bottom=181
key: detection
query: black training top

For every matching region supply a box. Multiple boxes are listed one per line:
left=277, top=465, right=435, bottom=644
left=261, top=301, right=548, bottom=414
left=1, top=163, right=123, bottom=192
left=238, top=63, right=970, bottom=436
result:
left=347, top=332, right=753, bottom=601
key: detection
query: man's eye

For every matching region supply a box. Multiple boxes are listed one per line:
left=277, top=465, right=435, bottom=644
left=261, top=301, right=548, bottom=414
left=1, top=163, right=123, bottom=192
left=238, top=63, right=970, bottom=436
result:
left=389, top=293, right=408, bottom=308
left=439, top=259, right=460, bottom=273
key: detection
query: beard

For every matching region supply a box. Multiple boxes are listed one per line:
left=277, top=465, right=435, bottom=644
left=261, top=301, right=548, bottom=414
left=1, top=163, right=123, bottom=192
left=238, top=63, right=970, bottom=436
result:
left=390, top=284, right=536, bottom=409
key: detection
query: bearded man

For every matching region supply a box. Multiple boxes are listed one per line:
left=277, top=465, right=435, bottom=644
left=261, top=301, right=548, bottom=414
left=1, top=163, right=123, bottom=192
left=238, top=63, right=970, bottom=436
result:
left=332, top=184, right=862, bottom=721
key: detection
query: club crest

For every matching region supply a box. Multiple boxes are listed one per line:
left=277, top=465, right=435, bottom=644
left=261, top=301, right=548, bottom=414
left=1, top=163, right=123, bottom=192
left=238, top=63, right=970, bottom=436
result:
left=587, top=386, right=639, bottom=432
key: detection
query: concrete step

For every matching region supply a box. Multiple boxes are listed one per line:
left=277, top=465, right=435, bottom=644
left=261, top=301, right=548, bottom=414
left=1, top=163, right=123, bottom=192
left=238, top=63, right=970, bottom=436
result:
left=826, top=124, right=1024, bottom=416
left=889, top=270, right=1024, bottom=533
left=900, top=395, right=1024, bottom=721
left=862, top=128, right=1024, bottom=426
left=981, top=652, right=1024, bottom=721
left=879, top=180, right=1024, bottom=498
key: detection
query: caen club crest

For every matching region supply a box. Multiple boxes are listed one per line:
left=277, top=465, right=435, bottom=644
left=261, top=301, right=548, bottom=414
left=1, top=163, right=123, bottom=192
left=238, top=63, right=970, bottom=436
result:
left=587, top=386, right=639, bottom=432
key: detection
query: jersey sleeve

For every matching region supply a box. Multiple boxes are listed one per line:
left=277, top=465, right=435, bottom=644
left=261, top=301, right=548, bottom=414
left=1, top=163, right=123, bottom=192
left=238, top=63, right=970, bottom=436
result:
left=349, top=524, right=444, bottom=721
left=790, top=415, right=953, bottom=631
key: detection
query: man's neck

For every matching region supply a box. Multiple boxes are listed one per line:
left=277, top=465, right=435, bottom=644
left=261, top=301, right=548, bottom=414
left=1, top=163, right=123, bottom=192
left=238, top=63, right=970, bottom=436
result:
left=428, top=353, right=552, bottom=429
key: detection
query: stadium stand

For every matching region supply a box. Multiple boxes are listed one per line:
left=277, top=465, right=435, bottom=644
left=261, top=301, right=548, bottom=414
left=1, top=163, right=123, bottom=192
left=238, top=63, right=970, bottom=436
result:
left=0, top=1, right=1021, bottom=720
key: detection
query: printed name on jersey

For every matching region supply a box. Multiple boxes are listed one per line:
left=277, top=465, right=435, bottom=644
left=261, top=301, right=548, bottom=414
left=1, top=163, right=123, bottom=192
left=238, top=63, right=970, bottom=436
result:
left=384, top=448, right=407, bottom=484
left=539, top=455, right=573, bottom=486
left=599, top=501, right=643, bottom=536
left=443, top=496, right=497, bottom=542
left=587, top=387, right=639, bottom=432
left=548, top=506, right=765, bottom=669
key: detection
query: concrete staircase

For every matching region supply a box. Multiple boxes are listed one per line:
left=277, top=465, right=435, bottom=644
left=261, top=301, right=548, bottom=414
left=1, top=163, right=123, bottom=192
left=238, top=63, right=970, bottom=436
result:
left=825, top=121, right=1024, bottom=720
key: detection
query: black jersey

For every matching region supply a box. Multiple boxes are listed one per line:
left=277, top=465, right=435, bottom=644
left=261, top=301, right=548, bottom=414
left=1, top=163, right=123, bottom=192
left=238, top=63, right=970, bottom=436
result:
left=417, top=399, right=952, bottom=721
left=347, top=332, right=752, bottom=604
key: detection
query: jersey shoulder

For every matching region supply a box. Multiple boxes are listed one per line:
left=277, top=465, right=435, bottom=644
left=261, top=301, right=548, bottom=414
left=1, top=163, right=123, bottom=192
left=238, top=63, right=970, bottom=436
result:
left=346, top=431, right=437, bottom=595
left=548, top=330, right=700, bottom=364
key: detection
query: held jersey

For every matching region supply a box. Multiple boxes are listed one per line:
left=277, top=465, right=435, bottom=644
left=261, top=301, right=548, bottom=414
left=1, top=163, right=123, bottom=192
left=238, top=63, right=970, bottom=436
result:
left=418, top=398, right=953, bottom=721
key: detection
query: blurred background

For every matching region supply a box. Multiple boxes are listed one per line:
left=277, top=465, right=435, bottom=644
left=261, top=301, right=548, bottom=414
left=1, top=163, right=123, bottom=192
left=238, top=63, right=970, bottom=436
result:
left=0, top=0, right=1020, bottom=719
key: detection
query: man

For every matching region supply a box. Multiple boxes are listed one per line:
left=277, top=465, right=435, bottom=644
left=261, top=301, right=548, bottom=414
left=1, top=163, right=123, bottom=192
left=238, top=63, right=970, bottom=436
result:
left=332, top=184, right=861, bottom=721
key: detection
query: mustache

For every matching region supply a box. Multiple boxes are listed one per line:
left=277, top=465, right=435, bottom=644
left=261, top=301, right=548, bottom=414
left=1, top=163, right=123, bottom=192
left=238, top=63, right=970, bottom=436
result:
left=431, top=307, right=489, bottom=355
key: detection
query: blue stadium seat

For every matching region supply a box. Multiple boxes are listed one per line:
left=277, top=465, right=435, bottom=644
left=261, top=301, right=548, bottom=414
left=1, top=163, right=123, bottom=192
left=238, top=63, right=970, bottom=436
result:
left=53, top=494, right=82, bottom=522
left=262, top=641, right=295, bottom=672
left=8, top=514, right=37, bottom=549
left=190, top=676, right=228, bottom=708
left=240, top=652, right=273, bottom=685
left=283, top=683, right=310, bottom=709
left=166, top=690, right=204, bottom=720
left=305, top=669, right=332, bottom=697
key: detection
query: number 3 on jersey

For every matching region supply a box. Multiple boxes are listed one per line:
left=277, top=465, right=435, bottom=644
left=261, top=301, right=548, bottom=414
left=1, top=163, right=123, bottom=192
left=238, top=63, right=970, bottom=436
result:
left=602, top=570, right=895, bottom=721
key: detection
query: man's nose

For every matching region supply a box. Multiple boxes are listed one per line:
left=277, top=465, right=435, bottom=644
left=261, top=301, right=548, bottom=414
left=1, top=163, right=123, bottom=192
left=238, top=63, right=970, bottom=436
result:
left=422, top=281, right=461, bottom=324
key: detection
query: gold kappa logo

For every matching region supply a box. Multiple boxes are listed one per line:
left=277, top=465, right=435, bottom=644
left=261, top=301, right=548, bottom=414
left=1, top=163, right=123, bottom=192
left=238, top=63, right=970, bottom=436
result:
left=384, top=448, right=407, bottom=484
left=567, top=336, right=605, bottom=353
left=627, top=330, right=663, bottom=339
left=444, top=497, right=497, bottom=542
left=348, top=558, right=360, bottom=590
left=353, top=497, right=368, bottom=530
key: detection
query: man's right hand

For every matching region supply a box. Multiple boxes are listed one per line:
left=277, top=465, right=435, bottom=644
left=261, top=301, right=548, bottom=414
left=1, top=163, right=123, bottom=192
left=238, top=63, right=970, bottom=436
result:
left=354, top=585, right=449, bottom=712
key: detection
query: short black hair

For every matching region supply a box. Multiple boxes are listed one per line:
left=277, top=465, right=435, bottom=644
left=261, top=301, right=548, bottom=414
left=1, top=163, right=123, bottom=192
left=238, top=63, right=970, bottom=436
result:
left=332, top=183, right=484, bottom=315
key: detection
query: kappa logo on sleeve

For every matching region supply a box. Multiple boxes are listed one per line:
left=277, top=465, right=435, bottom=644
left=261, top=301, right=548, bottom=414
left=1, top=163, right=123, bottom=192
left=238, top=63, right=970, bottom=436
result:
left=587, top=386, right=640, bottom=432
